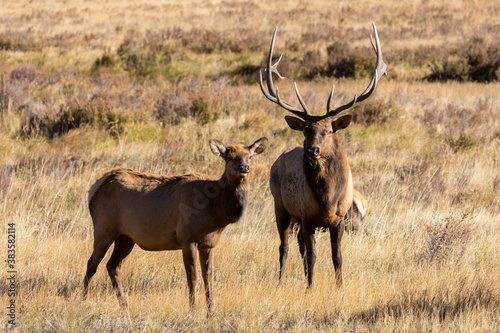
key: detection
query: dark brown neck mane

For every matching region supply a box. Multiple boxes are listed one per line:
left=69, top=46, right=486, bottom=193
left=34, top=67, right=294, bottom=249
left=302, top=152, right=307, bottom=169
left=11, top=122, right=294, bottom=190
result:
left=303, top=135, right=348, bottom=210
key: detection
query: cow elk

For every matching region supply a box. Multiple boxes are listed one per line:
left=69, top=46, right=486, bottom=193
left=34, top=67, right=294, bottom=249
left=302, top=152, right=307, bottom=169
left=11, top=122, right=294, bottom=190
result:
left=345, top=189, right=368, bottom=232
left=82, top=137, right=268, bottom=314
left=260, top=23, right=386, bottom=287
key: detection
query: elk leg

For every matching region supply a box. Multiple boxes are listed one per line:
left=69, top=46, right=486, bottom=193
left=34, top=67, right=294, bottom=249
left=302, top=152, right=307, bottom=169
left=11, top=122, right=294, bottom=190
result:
left=296, top=225, right=308, bottom=277
left=329, top=218, right=345, bottom=287
left=106, top=235, right=135, bottom=308
left=182, top=242, right=198, bottom=311
left=199, top=247, right=213, bottom=316
left=301, top=220, right=317, bottom=288
left=83, top=233, right=116, bottom=299
left=275, top=204, right=292, bottom=281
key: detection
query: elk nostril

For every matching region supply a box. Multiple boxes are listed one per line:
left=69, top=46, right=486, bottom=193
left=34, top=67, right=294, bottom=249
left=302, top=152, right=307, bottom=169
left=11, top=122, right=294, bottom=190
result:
left=307, top=147, right=320, bottom=157
left=239, top=165, right=250, bottom=173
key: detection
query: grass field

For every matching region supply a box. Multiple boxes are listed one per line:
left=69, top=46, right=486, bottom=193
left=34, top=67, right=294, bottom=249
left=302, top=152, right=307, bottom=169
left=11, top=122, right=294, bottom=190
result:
left=1, top=0, right=499, bottom=331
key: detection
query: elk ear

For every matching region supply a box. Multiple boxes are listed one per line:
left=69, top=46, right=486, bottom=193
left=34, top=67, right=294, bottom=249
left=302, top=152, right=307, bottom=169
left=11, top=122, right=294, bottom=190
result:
left=331, top=114, right=352, bottom=131
left=285, top=116, right=305, bottom=131
left=209, top=139, right=226, bottom=157
left=249, top=137, right=268, bottom=155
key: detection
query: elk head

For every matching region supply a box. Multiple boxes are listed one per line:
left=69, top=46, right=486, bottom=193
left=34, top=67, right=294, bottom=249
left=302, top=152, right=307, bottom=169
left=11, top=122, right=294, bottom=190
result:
left=260, top=23, right=387, bottom=164
left=209, top=137, right=268, bottom=182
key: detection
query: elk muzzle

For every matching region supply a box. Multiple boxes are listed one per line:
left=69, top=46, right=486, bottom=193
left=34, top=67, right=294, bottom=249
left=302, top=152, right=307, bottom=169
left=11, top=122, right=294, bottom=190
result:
left=238, top=164, right=250, bottom=176
left=306, top=146, right=320, bottom=160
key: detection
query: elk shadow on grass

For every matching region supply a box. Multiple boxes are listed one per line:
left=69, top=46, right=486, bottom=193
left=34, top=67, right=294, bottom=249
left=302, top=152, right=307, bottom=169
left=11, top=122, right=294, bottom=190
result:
left=350, top=277, right=499, bottom=324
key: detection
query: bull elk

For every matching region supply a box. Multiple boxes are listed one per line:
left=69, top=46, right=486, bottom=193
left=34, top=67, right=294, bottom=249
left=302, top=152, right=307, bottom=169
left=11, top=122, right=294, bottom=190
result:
left=295, top=188, right=368, bottom=276
left=297, top=187, right=368, bottom=242
left=260, top=23, right=386, bottom=287
left=82, top=137, right=268, bottom=314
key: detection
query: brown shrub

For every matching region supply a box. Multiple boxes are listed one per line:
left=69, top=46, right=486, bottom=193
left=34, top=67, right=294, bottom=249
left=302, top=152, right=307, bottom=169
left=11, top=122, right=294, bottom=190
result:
left=0, top=72, right=24, bottom=114
left=425, top=213, right=475, bottom=262
left=445, top=132, right=477, bottom=153
left=155, top=78, right=229, bottom=126
left=228, top=63, right=261, bottom=85
left=0, top=165, right=12, bottom=194
left=184, top=28, right=221, bottom=54
left=0, top=31, right=38, bottom=51
left=117, top=29, right=172, bottom=80
left=298, top=50, right=324, bottom=80
left=154, top=89, right=191, bottom=125
left=20, top=100, right=51, bottom=137
left=352, top=97, right=400, bottom=126
left=326, top=42, right=374, bottom=79
left=10, top=64, right=39, bottom=83
left=420, top=100, right=494, bottom=146
left=21, top=98, right=125, bottom=138
left=427, top=37, right=500, bottom=82
left=91, top=52, right=116, bottom=73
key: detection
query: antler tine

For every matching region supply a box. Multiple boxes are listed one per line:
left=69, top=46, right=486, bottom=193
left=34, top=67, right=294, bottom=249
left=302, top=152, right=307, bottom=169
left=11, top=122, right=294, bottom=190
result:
left=294, top=82, right=311, bottom=116
left=326, top=84, right=335, bottom=113
left=259, top=73, right=308, bottom=119
left=275, top=87, right=309, bottom=119
left=324, top=22, right=387, bottom=119
left=259, top=27, right=310, bottom=120
left=357, top=22, right=387, bottom=102
left=264, top=28, right=284, bottom=94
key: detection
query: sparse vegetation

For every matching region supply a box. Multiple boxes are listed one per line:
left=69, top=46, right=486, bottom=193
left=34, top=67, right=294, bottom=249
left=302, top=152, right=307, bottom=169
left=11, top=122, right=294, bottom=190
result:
left=1, top=0, right=499, bottom=332
left=427, top=37, right=500, bottom=82
left=425, top=213, right=476, bottom=262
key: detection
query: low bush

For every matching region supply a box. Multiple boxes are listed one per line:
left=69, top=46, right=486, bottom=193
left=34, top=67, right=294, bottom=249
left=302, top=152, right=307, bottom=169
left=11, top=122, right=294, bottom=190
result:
left=425, top=213, right=475, bottom=262
left=154, top=89, right=191, bottom=126
left=91, top=52, right=116, bottom=73
left=116, top=30, right=172, bottom=80
left=0, top=31, right=38, bottom=51
left=326, top=42, right=375, bottom=79
left=298, top=50, right=324, bottom=80
left=21, top=100, right=125, bottom=138
left=229, top=63, right=261, bottom=85
left=446, top=132, right=477, bottom=153
left=154, top=79, right=228, bottom=126
left=352, top=97, right=400, bottom=126
left=427, top=37, right=499, bottom=82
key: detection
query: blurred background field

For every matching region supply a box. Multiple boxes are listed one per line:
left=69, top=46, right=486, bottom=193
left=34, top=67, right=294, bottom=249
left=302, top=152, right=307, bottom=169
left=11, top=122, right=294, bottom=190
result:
left=0, top=0, right=499, bottom=331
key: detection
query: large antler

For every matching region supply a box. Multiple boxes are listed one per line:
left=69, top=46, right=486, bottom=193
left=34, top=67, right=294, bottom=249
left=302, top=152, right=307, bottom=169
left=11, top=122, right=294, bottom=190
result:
left=324, top=22, right=387, bottom=119
left=259, top=27, right=311, bottom=120
left=260, top=23, right=387, bottom=121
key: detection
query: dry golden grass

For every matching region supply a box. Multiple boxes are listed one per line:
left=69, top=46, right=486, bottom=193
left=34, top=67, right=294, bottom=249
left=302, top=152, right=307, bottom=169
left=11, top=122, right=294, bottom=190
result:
left=1, top=0, right=500, bottom=331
